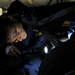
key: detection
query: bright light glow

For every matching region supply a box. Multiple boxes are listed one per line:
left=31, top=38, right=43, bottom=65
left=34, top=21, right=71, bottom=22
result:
left=28, top=0, right=34, bottom=4
left=0, top=8, right=2, bottom=16
left=68, top=31, right=73, bottom=39
left=44, top=46, right=48, bottom=54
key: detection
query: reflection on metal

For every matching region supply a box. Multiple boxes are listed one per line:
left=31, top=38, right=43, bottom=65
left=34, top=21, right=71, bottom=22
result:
left=63, top=20, right=70, bottom=26
left=0, top=8, right=3, bottom=16
left=44, top=46, right=48, bottom=54
left=28, top=0, right=34, bottom=4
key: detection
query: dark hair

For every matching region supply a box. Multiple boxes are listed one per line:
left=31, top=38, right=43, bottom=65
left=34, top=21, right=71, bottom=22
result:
left=0, top=16, right=22, bottom=43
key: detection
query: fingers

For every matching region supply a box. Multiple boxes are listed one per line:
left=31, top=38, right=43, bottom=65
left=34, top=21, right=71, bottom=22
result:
left=5, top=45, right=21, bottom=57
left=9, top=47, right=19, bottom=57
left=12, top=46, right=21, bottom=55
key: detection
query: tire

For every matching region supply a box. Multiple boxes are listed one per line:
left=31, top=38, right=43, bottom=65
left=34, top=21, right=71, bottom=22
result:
left=38, top=40, right=75, bottom=75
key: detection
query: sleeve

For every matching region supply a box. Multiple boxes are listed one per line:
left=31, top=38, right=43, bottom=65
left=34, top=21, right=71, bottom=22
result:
left=23, top=57, right=42, bottom=75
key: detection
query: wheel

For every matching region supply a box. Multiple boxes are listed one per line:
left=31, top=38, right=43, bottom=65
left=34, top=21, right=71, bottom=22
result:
left=38, top=40, right=75, bottom=75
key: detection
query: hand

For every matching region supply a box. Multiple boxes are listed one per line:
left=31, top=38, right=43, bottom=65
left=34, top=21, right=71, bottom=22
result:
left=5, top=45, right=21, bottom=57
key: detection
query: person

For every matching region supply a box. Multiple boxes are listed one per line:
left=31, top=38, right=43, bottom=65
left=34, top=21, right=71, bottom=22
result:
left=2, top=1, right=75, bottom=75
left=0, top=16, right=49, bottom=75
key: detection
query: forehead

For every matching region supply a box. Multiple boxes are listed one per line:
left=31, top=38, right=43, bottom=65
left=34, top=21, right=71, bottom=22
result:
left=6, top=23, right=23, bottom=43
left=6, top=26, right=17, bottom=43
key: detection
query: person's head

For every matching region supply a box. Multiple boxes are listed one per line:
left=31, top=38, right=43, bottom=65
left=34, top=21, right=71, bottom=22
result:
left=0, top=16, right=27, bottom=44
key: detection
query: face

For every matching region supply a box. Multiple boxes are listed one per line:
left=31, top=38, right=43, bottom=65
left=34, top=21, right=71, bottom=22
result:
left=8, top=24, right=27, bottom=43
left=13, top=25, right=27, bottom=43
